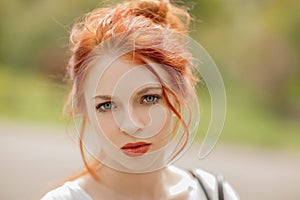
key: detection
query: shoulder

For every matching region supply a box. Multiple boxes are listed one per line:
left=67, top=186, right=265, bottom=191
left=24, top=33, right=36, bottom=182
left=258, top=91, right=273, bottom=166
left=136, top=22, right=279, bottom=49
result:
left=166, top=166, right=209, bottom=199
left=41, top=181, right=93, bottom=200
left=190, top=168, right=240, bottom=200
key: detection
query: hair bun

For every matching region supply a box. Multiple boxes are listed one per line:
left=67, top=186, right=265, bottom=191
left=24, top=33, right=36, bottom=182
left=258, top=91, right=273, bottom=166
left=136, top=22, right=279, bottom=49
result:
left=132, top=0, right=168, bottom=24
left=130, top=0, right=189, bottom=33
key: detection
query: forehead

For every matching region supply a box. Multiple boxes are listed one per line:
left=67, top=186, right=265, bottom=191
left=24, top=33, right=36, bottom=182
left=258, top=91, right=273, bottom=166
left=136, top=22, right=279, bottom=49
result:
left=84, top=57, right=167, bottom=97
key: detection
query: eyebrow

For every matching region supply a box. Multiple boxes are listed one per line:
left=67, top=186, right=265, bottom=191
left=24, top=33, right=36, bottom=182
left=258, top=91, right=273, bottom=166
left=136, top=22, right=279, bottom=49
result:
left=92, top=86, right=162, bottom=100
left=93, top=95, right=111, bottom=100
left=136, top=86, right=162, bottom=96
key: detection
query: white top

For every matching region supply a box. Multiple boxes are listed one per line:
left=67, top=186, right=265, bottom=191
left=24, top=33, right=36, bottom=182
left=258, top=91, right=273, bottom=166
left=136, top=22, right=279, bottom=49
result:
left=41, top=179, right=205, bottom=200
left=41, top=168, right=239, bottom=200
left=41, top=180, right=93, bottom=200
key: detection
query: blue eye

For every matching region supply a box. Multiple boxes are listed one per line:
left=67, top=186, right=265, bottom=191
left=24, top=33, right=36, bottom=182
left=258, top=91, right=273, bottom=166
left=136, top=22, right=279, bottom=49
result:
left=96, top=102, right=116, bottom=112
left=142, top=95, right=161, bottom=104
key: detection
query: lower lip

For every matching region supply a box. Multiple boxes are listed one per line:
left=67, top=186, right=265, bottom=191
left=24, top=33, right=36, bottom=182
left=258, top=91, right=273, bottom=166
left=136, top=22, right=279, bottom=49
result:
left=121, top=144, right=151, bottom=157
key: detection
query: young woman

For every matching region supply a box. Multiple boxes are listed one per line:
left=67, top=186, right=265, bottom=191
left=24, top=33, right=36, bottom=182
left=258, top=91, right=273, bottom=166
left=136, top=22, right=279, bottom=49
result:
left=42, top=0, right=239, bottom=199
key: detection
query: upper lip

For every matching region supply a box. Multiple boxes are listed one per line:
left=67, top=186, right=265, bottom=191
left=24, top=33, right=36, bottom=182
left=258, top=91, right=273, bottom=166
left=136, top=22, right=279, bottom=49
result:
left=121, top=142, right=151, bottom=149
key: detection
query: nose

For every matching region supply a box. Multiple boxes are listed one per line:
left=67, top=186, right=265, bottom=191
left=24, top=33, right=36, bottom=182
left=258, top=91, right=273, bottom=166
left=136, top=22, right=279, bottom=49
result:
left=116, top=108, right=143, bottom=136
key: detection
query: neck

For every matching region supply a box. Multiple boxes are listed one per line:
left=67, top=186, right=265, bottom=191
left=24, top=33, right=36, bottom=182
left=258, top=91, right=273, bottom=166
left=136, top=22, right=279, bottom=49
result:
left=97, top=164, right=167, bottom=197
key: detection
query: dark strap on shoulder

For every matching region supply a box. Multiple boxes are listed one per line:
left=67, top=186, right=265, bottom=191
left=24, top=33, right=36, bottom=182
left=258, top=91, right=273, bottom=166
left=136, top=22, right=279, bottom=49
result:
left=189, top=169, right=211, bottom=200
left=217, top=175, right=225, bottom=200
left=189, top=169, right=225, bottom=200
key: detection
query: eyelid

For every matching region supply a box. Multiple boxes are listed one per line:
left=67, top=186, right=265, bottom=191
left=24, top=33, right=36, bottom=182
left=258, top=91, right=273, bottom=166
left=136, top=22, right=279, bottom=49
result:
left=95, top=101, right=116, bottom=112
left=141, top=94, right=161, bottom=104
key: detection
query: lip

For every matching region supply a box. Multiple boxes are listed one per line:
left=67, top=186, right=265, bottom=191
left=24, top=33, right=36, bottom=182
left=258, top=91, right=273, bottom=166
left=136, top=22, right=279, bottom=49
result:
left=121, top=142, right=151, bottom=157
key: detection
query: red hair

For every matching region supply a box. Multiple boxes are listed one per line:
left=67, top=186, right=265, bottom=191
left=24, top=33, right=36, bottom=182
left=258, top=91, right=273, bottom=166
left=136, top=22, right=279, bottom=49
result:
left=64, top=0, right=198, bottom=180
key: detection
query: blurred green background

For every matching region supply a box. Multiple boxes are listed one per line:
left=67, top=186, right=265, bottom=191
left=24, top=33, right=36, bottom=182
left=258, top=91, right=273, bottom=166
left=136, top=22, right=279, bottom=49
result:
left=0, top=0, right=299, bottom=150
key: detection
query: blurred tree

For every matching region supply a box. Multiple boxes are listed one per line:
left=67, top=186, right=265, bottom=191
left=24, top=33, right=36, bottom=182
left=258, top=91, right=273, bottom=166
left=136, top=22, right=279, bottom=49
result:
left=205, top=0, right=300, bottom=119
left=0, top=0, right=100, bottom=73
left=0, top=0, right=299, bottom=119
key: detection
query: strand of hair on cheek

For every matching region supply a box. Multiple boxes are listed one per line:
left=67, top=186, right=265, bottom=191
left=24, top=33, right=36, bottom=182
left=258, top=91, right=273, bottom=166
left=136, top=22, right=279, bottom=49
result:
left=142, top=62, right=191, bottom=161
left=141, top=60, right=190, bottom=162
left=170, top=102, right=192, bottom=163
left=162, top=86, right=190, bottom=163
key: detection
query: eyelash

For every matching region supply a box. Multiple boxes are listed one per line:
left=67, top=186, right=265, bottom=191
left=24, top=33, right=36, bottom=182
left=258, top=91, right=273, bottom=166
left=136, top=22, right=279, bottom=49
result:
left=95, top=101, right=116, bottom=112
left=95, top=95, right=161, bottom=112
left=140, top=94, right=161, bottom=104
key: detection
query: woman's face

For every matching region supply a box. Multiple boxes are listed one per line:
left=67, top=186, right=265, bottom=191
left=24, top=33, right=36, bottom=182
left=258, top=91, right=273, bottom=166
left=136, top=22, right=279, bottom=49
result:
left=83, top=57, right=176, bottom=160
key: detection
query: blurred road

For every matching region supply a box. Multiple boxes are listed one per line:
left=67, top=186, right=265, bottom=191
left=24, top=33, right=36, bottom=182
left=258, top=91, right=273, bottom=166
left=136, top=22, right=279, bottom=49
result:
left=1, top=121, right=300, bottom=200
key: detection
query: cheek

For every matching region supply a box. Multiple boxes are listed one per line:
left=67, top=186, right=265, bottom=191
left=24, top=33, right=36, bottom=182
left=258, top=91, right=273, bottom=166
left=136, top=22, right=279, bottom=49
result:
left=95, top=113, right=119, bottom=137
left=149, top=109, right=175, bottom=150
left=161, top=110, right=173, bottom=134
left=134, top=105, right=152, bottom=125
left=154, top=109, right=173, bottom=137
